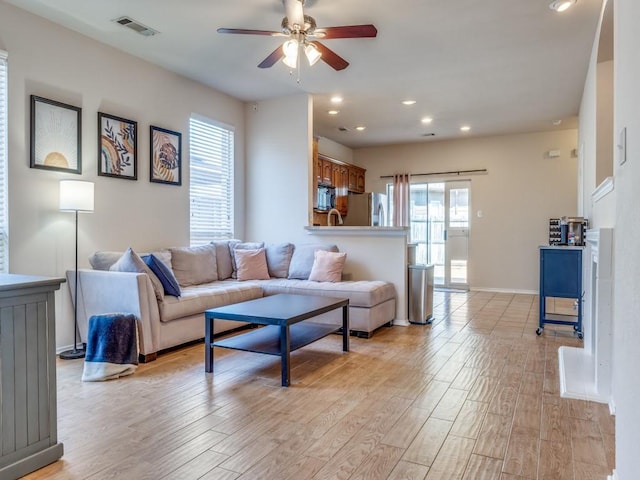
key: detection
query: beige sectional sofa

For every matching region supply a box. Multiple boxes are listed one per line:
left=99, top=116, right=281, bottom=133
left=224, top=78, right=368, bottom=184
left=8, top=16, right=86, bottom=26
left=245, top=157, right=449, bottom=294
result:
left=72, top=240, right=397, bottom=361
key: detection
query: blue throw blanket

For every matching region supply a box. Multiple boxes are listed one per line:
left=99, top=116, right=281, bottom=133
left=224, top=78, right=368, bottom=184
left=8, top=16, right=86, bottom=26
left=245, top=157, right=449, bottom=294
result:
left=82, top=313, right=138, bottom=382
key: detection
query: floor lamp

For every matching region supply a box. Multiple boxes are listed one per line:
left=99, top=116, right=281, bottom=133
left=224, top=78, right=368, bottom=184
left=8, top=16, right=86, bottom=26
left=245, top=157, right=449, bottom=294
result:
left=59, top=180, right=94, bottom=360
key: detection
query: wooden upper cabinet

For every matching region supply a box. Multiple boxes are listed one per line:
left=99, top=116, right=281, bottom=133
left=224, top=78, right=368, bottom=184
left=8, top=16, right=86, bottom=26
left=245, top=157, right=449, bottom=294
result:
left=356, top=168, right=366, bottom=193
left=321, top=159, right=333, bottom=186
left=347, top=165, right=366, bottom=193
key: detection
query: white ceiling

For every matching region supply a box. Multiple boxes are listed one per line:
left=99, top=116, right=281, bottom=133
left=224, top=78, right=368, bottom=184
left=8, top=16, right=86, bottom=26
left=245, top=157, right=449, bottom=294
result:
left=6, top=0, right=602, bottom=148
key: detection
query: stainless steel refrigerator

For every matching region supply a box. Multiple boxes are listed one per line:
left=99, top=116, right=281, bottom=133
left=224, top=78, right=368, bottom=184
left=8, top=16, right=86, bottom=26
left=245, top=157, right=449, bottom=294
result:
left=343, top=192, right=388, bottom=226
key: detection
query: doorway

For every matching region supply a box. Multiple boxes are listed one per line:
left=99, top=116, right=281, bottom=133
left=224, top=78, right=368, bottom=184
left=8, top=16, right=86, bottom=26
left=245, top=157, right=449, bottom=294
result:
left=388, top=180, right=470, bottom=289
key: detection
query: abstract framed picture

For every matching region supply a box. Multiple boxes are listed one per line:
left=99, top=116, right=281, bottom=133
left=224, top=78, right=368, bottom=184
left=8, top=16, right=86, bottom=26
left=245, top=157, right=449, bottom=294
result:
left=150, top=125, right=182, bottom=186
left=30, top=95, right=82, bottom=174
left=98, top=112, right=137, bottom=180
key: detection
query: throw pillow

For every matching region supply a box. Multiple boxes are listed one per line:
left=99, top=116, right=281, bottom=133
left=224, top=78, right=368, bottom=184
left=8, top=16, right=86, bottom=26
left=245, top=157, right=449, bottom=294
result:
left=211, top=239, right=238, bottom=280
left=141, top=254, right=181, bottom=297
left=229, top=242, right=265, bottom=278
left=288, top=243, right=339, bottom=280
left=109, top=247, right=164, bottom=301
left=169, top=244, right=218, bottom=287
left=265, top=243, right=294, bottom=278
left=309, top=250, right=347, bottom=282
left=235, top=248, right=270, bottom=281
left=89, top=251, right=124, bottom=271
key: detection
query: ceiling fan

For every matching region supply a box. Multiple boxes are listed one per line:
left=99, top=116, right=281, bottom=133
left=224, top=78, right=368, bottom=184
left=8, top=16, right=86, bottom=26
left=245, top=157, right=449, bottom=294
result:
left=217, top=0, right=377, bottom=71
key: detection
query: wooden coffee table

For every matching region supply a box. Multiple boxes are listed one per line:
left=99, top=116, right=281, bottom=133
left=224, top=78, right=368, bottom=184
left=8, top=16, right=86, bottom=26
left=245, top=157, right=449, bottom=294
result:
left=204, top=294, right=349, bottom=386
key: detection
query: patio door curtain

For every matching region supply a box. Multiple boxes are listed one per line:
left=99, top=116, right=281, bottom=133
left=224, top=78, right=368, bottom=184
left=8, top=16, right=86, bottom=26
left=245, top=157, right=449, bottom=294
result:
left=392, top=173, right=410, bottom=227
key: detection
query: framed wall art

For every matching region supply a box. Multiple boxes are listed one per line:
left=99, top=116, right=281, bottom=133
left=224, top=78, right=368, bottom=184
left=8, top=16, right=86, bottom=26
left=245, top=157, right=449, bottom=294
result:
left=98, top=112, right=137, bottom=180
left=30, top=95, right=82, bottom=174
left=150, top=125, right=182, bottom=186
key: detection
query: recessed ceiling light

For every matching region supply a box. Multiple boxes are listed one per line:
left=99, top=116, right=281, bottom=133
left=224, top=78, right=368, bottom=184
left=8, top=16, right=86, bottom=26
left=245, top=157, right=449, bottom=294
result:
left=421, top=117, right=433, bottom=124
left=328, top=110, right=339, bottom=115
left=402, top=100, right=416, bottom=106
left=549, top=0, right=576, bottom=12
left=330, top=96, right=343, bottom=104
left=355, top=126, right=366, bottom=131
left=460, top=126, right=471, bottom=132
left=552, top=119, right=562, bottom=126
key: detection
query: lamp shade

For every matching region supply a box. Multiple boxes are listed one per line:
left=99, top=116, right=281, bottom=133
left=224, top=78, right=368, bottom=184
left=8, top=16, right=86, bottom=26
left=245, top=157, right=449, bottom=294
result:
left=59, top=180, right=94, bottom=212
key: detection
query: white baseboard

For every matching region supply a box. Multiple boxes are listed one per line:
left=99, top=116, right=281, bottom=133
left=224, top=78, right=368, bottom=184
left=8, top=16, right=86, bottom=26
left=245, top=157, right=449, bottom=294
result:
left=609, top=398, right=616, bottom=416
left=393, top=319, right=409, bottom=327
left=608, top=469, right=617, bottom=480
left=470, top=287, right=538, bottom=295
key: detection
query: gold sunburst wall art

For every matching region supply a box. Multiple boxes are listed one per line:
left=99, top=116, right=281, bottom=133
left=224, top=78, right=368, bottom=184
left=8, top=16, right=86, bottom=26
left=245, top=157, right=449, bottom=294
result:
left=150, top=125, right=181, bottom=186
left=98, top=112, right=137, bottom=180
left=30, top=95, right=82, bottom=174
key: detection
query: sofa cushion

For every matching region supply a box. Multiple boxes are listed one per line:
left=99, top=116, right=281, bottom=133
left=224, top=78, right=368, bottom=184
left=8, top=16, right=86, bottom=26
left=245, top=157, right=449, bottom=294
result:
left=211, top=240, right=237, bottom=280
left=230, top=242, right=265, bottom=278
left=235, top=248, right=270, bottom=281
left=258, top=278, right=395, bottom=308
left=265, top=243, right=294, bottom=278
left=169, top=244, right=218, bottom=287
left=309, top=250, right=347, bottom=283
left=109, top=247, right=164, bottom=301
left=287, top=243, right=338, bottom=280
left=142, top=254, right=181, bottom=297
left=158, top=281, right=263, bottom=323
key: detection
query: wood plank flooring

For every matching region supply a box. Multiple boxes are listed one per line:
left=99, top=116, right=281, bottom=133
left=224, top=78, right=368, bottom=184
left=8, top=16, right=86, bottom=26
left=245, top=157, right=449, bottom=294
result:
left=24, top=291, right=615, bottom=480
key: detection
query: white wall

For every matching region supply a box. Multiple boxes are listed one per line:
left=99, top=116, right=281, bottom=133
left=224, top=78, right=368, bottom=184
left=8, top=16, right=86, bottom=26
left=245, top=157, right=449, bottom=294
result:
left=317, top=136, right=354, bottom=163
left=0, top=2, right=247, bottom=350
left=244, top=94, right=312, bottom=244
left=611, top=0, right=640, bottom=477
left=354, top=130, right=578, bottom=292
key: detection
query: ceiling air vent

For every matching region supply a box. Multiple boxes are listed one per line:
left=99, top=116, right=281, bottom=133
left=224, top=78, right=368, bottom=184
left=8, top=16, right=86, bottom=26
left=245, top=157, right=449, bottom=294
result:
left=338, top=126, right=349, bottom=132
left=113, top=16, right=159, bottom=37
left=422, top=133, right=436, bottom=137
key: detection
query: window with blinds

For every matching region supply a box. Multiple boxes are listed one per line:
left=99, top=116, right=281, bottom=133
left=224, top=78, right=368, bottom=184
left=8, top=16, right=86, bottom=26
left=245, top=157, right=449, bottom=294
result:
left=189, top=115, right=234, bottom=246
left=0, top=51, right=8, bottom=273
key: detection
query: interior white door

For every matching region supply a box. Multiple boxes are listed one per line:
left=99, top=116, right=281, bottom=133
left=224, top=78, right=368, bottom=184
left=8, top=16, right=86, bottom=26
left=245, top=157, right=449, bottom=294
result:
left=444, top=181, right=470, bottom=288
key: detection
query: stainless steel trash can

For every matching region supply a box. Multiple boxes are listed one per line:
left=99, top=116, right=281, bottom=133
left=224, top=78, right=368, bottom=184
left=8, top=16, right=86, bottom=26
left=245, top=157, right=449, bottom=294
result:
left=408, top=264, right=434, bottom=324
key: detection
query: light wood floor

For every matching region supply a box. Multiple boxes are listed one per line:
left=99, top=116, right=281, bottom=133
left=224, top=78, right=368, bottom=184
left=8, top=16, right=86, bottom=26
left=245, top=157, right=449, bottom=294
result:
left=25, top=290, right=615, bottom=480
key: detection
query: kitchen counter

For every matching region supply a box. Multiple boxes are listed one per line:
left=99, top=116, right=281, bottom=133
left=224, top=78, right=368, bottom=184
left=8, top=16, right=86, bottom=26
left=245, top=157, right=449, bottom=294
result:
left=305, top=226, right=409, bottom=237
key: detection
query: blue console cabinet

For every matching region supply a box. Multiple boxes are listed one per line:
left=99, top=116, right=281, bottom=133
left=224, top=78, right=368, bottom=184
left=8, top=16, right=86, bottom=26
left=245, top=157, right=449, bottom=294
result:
left=537, top=246, right=583, bottom=338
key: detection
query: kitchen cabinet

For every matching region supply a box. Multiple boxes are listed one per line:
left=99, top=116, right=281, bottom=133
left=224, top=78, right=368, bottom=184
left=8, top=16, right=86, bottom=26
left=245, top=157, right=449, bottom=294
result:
left=0, top=274, right=65, bottom=479
left=355, top=167, right=366, bottom=193
left=313, top=139, right=321, bottom=184
left=321, top=159, right=333, bottom=186
left=333, top=164, right=349, bottom=216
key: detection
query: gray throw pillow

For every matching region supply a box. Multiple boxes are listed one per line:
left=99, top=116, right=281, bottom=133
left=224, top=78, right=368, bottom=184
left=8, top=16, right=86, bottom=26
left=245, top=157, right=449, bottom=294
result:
left=89, top=251, right=124, bottom=271
left=169, top=244, right=218, bottom=287
left=265, top=243, right=294, bottom=278
left=287, top=243, right=339, bottom=280
left=211, top=240, right=238, bottom=280
left=109, top=247, right=164, bottom=301
left=229, top=242, right=265, bottom=278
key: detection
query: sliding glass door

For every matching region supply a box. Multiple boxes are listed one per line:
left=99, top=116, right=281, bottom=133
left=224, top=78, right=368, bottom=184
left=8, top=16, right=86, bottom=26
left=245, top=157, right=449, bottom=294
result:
left=389, top=180, right=470, bottom=288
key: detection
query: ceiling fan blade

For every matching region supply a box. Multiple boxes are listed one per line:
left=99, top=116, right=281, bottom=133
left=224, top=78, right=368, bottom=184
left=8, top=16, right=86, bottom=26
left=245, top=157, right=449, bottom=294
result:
left=314, top=24, right=378, bottom=39
left=283, top=0, right=304, bottom=27
left=217, top=28, right=285, bottom=37
left=311, top=41, right=349, bottom=71
left=258, top=46, right=285, bottom=68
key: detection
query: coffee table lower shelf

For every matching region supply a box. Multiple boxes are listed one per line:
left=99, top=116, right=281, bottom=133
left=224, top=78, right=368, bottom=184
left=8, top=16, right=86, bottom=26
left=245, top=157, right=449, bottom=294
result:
left=213, top=322, right=340, bottom=355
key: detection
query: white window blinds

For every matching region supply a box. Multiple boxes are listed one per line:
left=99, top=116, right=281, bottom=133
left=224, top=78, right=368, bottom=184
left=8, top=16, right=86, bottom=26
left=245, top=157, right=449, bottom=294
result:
left=0, top=51, right=8, bottom=273
left=189, top=115, right=234, bottom=245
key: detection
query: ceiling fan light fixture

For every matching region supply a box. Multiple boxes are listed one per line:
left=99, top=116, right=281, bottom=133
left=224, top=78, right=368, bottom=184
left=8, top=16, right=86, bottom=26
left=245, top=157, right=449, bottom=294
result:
left=304, top=42, right=322, bottom=66
left=282, top=39, right=299, bottom=68
left=549, top=0, right=576, bottom=12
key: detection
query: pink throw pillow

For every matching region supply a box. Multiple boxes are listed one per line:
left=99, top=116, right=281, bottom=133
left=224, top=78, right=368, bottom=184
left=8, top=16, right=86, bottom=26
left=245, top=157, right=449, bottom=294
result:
left=235, top=248, right=270, bottom=281
left=308, top=250, right=347, bottom=282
